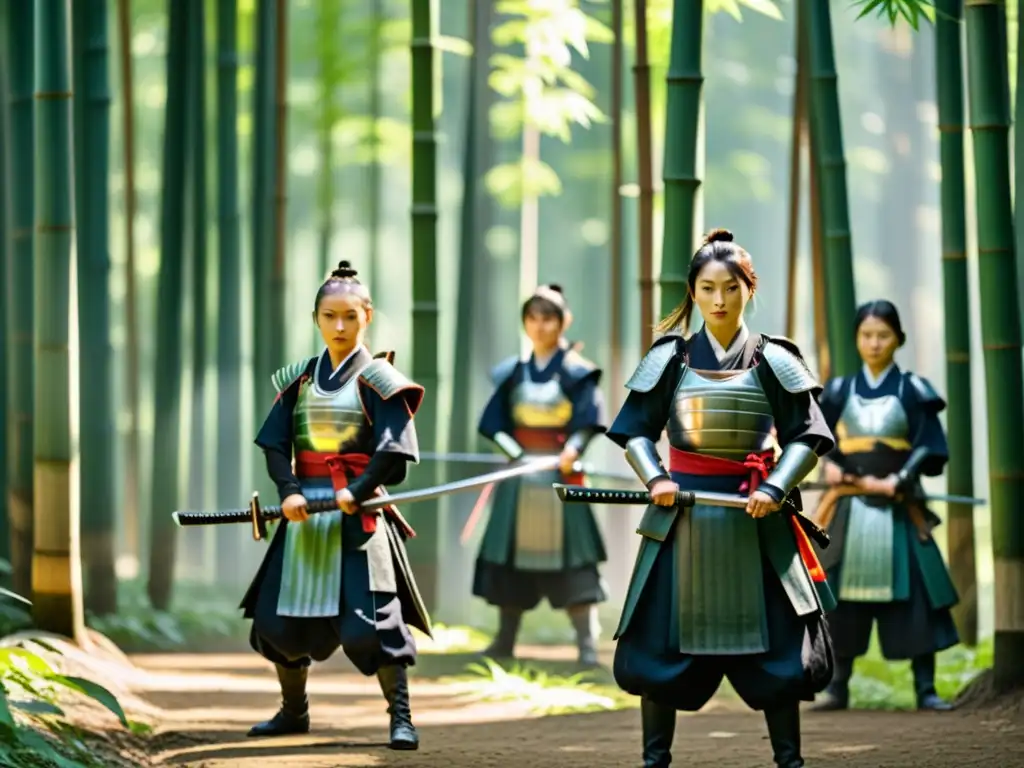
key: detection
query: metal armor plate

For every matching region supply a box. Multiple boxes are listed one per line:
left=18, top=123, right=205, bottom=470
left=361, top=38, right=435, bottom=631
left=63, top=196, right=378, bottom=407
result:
left=835, top=378, right=910, bottom=455
left=667, top=366, right=775, bottom=461
left=510, top=372, right=572, bottom=435
left=292, top=356, right=370, bottom=455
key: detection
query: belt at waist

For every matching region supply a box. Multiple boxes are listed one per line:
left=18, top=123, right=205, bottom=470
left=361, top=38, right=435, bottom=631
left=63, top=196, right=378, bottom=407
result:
left=294, top=450, right=415, bottom=538
left=668, top=447, right=825, bottom=583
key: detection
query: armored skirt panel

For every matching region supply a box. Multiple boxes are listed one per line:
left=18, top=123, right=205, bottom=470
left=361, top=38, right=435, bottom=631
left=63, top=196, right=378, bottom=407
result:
left=819, top=377, right=959, bottom=660
left=474, top=356, right=607, bottom=611
left=613, top=365, right=832, bottom=712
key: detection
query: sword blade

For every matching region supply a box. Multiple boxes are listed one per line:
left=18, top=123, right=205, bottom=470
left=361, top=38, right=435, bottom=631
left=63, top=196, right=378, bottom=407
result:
left=361, top=455, right=563, bottom=511
left=418, top=451, right=637, bottom=483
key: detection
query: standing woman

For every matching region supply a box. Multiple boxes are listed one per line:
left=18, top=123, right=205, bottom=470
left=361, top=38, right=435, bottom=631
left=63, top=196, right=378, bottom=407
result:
left=240, top=261, right=432, bottom=750
left=811, top=300, right=959, bottom=712
left=607, top=229, right=835, bottom=768
left=474, top=285, right=608, bottom=666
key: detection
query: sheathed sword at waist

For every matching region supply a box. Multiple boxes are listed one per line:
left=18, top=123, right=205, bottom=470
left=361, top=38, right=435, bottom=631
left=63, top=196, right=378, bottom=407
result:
left=553, top=483, right=830, bottom=549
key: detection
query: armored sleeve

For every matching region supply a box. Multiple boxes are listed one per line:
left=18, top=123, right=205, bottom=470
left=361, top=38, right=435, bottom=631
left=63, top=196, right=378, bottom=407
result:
left=902, top=373, right=949, bottom=478
left=478, top=357, right=524, bottom=459
left=606, top=336, right=683, bottom=448
left=254, top=371, right=306, bottom=502
left=564, top=366, right=607, bottom=455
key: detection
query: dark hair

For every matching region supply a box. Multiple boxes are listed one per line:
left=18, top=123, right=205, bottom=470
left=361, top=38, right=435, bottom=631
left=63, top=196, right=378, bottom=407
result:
left=854, top=299, right=906, bottom=346
left=521, top=284, right=568, bottom=325
left=313, top=260, right=372, bottom=313
left=654, top=228, right=758, bottom=334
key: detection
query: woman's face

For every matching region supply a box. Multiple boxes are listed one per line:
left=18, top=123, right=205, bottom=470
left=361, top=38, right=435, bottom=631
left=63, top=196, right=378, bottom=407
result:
left=523, top=309, right=563, bottom=350
left=856, top=314, right=899, bottom=369
left=691, top=259, right=751, bottom=332
left=315, top=292, right=372, bottom=356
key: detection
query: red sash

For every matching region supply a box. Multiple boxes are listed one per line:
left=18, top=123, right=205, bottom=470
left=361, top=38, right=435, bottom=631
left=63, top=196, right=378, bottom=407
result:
left=294, top=450, right=415, bottom=538
left=512, top=428, right=583, bottom=485
left=668, top=447, right=826, bottom=583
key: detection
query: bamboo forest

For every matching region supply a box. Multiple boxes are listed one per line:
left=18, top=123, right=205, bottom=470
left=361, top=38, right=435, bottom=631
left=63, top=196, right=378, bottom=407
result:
left=1, top=0, right=1023, bottom=765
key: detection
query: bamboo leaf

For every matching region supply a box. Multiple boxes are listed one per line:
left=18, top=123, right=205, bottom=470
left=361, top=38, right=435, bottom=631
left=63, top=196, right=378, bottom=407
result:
left=0, top=588, right=30, bottom=606
left=435, top=35, right=473, bottom=57
left=12, top=729, right=83, bottom=768
left=46, top=675, right=128, bottom=728
left=0, top=687, right=15, bottom=731
left=10, top=698, right=64, bottom=716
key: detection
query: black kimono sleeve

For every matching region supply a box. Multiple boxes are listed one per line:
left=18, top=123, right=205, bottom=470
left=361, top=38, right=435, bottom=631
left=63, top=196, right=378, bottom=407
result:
left=758, top=364, right=836, bottom=456
left=477, top=376, right=515, bottom=441
left=346, top=383, right=421, bottom=503
left=903, top=378, right=949, bottom=479
left=254, top=382, right=303, bottom=502
left=563, top=373, right=607, bottom=452
left=605, top=350, right=683, bottom=448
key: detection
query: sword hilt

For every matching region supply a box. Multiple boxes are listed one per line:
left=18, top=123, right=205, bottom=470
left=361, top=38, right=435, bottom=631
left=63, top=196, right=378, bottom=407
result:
left=554, top=485, right=697, bottom=507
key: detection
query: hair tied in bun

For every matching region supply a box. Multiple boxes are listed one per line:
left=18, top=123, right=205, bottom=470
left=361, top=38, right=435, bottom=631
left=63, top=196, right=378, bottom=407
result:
left=704, top=228, right=734, bottom=244
left=547, top=284, right=564, bottom=294
left=332, top=260, right=358, bottom=279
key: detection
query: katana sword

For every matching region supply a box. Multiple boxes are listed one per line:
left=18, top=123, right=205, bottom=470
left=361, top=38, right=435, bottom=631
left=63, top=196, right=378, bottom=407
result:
left=798, top=481, right=987, bottom=506
left=418, top=451, right=637, bottom=483
left=553, top=484, right=831, bottom=549
left=172, top=454, right=568, bottom=541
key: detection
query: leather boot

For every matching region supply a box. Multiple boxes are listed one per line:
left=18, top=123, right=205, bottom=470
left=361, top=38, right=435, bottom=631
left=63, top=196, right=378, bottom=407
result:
left=377, top=664, right=419, bottom=750
left=568, top=604, right=600, bottom=667
left=912, top=654, right=953, bottom=711
left=481, top=607, right=522, bottom=659
left=764, top=702, right=804, bottom=768
left=247, top=664, right=311, bottom=737
left=640, top=696, right=675, bottom=767
left=811, top=655, right=853, bottom=711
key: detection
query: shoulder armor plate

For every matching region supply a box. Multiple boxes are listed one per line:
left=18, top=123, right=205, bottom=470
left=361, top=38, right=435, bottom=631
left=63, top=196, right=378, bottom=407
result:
left=562, top=350, right=601, bottom=386
left=906, top=373, right=946, bottom=411
left=359, top=359, right=425, bottom=414
left=491, top=355, right=520, bottom=386
left=625, top=336, right=681, bottom=393
left=761, top=340, right=820, bottom=394
left=271, top=357, right=316, bottom=394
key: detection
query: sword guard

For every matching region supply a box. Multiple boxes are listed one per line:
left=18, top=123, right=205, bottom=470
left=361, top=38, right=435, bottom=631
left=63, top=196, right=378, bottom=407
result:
left=250, top=492, right=268, bottom=541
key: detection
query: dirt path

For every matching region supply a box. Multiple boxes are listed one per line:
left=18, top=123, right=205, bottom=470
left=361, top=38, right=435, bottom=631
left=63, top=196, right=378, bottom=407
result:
left=119, top=644, right=1024, bottom=767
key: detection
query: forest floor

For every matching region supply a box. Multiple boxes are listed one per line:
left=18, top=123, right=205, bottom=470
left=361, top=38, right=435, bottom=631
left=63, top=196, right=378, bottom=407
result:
left=50, top=637, right=1018, bottom=768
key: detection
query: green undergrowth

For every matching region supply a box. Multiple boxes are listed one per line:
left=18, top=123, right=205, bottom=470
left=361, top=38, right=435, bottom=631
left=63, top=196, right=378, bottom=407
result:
left=0, top=563, right=139, bottom=767
left=848, top=636, right=993, bottom=710
left=85, top=579, right=248, bottom=652
left=454, top=657, right=632, bottom=715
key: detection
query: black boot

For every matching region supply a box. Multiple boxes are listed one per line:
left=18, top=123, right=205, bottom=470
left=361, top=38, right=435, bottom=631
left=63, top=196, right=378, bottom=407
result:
left=247, top=664, right=311, bottom=737
left=811, top=655, right=853, bottom=711
left=377, top=665, right=419, bottom=750
left=764, top=702, right=804, bottom=768
left=912, top=654, right=953, bottom=711
left=640, top=696, right=675, bottom=767
left=481, top=607, right=522, bottom=659
left=568, top=604, right=600, bottom=667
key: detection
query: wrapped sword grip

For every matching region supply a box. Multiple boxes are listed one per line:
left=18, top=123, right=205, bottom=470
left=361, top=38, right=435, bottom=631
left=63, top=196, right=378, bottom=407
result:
left=553, top=484, right=696, bottom=507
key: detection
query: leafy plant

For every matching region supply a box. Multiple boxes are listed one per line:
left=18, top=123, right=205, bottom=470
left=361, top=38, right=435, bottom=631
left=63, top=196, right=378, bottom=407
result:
left=0, top=588, right=130, bottom=767
left=461, top=657, right=622, bottom=715
left=485, top=0, right=613, bottom=208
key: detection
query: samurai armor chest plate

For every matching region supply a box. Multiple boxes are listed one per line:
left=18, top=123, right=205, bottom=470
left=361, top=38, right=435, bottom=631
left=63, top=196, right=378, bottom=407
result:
left=292, top=359, right=370, bottom=454
left=510, top=372, right=572, bottom=433
left=835, top=379, right=910, bottom=455
left=666, top=366, right=774, bottom=460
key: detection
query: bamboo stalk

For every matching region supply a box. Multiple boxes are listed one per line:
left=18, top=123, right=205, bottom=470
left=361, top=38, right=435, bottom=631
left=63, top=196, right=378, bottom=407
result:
left=784, top=4, right=806, bottom=341
left=215, top=0, right=243, bottom=583
left=409, top=0, right=441, bottom=612
left=32, top=0, right=86, bottom=638
left=0, top=1, right=10, bottom=566
left=610, top=0, right=624, bottom=394
left=935, top=0, right=977, bottom=646
left=964, top=0, right=1024, bottom=690
left=73, top=0, right=118, bottom=616
left=659, top=0, right=704, bottom=320
left=6, top=0, right=35, bottom=598
left=269, top=0, right=287, bottom=368
left=634, top=0, right=654, bottom=348
left=806, top=0, right=857, bottom=375
left=117, top=0, right=141, bottom=570
left=147, top=0, right=190, bottom=611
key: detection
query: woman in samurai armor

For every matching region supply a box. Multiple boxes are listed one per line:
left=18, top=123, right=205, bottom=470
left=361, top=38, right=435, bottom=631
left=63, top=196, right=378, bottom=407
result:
left=473, top=284, right=608, bottom=667
left=240, top=261, right=431, bottom=750
left=811, top=300, right=959, bottom=712
left=606, top=229, right=836, bottom=768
